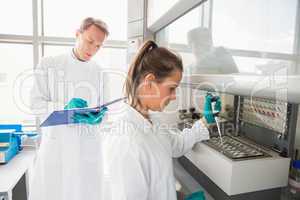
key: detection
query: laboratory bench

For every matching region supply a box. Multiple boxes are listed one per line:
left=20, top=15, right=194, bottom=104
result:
left=0, top=148, right=36, bottom=200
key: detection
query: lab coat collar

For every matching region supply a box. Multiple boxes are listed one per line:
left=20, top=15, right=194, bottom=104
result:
left=71, top=48, right=90, bottom=63
left=123, top=103, right=154, bottom=133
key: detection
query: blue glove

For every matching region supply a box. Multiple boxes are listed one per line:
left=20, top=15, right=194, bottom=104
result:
left=64, top=98, right=88, bottom=109
left=203, top=94, right=221, bottom=124
left=185, top=191, right=206, bottom=200
left=72, top=106, right=108, bottom=125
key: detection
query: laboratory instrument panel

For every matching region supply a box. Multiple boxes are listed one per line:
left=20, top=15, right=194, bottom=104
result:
left=240, top=97, right=288, bottom=136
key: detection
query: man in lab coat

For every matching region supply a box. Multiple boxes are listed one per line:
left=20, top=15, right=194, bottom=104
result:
left=29, top=17, right=109, bottom=200
left=187, top=27, right=238, bottom=75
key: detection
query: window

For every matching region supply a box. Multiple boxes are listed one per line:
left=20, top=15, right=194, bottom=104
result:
left=147, top=0, right=181, bottom=26
left=43, top=0, right=127, bottom=40
left=0, top=44, right=34, bottom=125
left=167, top=7, right=203, bottom=44
left=0, top=0, right=32, bottom=35
left=212, top=0, right=297, bottom=54
left=155, top=0, right=298, bottom=75
left=156, top=5, right=206, bottom=45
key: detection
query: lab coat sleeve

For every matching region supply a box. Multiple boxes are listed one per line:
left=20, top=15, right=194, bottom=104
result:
left=107, top=126, right=149, bottom=200
left=30, top=57, right=56, bottom=121
left=167, top=120, right=210, bottom=158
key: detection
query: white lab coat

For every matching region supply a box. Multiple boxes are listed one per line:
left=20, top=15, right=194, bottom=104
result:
left=103, top=103, right=209, bottom=200
left=29, top=50, right=106, bottom=200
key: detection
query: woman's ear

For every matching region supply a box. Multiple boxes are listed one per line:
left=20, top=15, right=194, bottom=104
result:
left=144, top=73, right=156, bottom=88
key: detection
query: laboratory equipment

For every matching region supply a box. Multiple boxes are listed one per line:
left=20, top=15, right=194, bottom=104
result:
left=203, top=93, right=222, bottom=143
left=177, top=94, right=297, bottom=200
left=203, top=93, right=221, bottom=124
left=0, top=125, right=37, bottom=164
left=204, top=135, right=268, bottom=160
left=287, top=160, right=300, bottom=199
left=0, top=132, right=20, bottom=164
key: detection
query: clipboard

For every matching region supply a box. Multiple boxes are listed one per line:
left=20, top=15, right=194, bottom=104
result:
left=40, top=97, right=126, bottom=127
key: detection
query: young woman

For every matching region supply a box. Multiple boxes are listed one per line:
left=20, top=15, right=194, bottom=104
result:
left=103, top=40, right=209, bottom=200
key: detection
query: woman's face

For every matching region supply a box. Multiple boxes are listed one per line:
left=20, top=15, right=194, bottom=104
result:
left=141, top=70, right=182, bottom=111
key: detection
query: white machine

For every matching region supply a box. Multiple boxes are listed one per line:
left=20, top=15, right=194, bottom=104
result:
left=178, top=95, right=297, bottom=200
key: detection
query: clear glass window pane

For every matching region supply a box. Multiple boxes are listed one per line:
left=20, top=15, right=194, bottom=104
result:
left=167, top=6, right=203, bottom=44
left=212, top=0, right=297, bottom=53
left=0, top=0, right=32, bottom=35
left=0, top=43, right=34, bottom=125
left=147, top=0, right=180, bottom=26
left=156, top=1, right=297, bottom=76
left=44, top=0, right=127, bottom=40
left=156, top=6, right=202, bottom=45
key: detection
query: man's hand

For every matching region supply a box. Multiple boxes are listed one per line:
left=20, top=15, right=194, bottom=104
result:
left=72, top=107, right=108, bottom=125
left=64, top=98, right=88, bottom=110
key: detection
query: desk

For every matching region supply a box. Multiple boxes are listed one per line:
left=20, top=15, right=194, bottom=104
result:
left=0, top=149, right=36, bottom=200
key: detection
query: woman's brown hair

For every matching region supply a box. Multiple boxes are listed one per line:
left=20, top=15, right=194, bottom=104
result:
left=124, top=40, right=183, bottom=108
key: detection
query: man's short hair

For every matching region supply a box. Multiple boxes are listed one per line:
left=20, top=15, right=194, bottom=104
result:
left=79, top=17, right=109, bottom=36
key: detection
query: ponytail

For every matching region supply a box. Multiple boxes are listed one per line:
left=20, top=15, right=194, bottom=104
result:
left=125, top=41, right=158, bottom=107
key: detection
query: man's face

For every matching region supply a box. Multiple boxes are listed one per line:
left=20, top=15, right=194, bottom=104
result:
left=75, top=24, right=106, bottom=61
